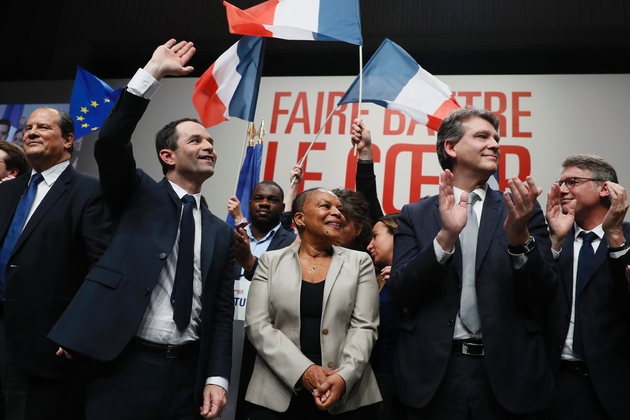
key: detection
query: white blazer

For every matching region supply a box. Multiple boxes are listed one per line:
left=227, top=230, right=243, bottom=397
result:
left=245, top=244, right=382, bottom=414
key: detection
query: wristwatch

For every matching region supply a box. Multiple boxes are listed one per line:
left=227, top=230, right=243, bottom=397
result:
left=508, top=236, right=536, bottom=254
left=608, top=241, right=630, bottom=252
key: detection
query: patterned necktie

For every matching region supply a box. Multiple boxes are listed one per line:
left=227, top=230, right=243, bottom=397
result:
left=573, top=231, right=598, bottom=361
left=171, top=194, right=196, bottom=332
left=459, top=192, right=481, bottom=334
left=0, top=173, right=44, bottom=300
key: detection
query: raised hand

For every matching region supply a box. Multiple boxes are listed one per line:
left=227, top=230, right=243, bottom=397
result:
left=503, top=176, right=543, bottom=246
left=351, top=118, right=373, bottom=159
left=436, top=170, right=468, bottom=253
left=546, top=182, right=574, bottom=251
left=144, top=39, right=196, bottom=81
left=602, top=181, right=629, bottom=248
left=227, top=195, right=244, bottom=222
left=234, top=227, right=255, bottom=270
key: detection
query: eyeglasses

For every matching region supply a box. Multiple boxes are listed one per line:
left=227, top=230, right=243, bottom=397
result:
left=556, top=177, right=598, bottom=188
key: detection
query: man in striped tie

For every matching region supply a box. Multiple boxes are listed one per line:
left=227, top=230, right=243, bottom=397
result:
left=544, top=154, right=630, bottom=420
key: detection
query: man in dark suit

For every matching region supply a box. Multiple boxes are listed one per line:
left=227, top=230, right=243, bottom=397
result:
left=227, top=180, right=296, bottom=420
left=229, top=181, right=297, bottom=281
left=48, top=39, right=234, bottom=419
left=389, top=107, right=557, bottom=419
left=0, top=140, right=30, bottom=181
left=0, top=107, right=111, bottom=419
left=544, top=154, right=630, bottom=420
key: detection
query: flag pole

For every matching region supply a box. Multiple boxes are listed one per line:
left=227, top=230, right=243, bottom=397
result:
left=234, top=122, right=256, bottom=194
left=290, top=107, right=338, bottom=185
left=354, top=45, right=363, bottom=156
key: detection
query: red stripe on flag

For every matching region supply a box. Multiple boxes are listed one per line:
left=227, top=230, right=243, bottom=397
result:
left=426, top=95, right=461, bottom=131
left=224, top=1, right=275, bottom=37
left=192, top=63, right=229, bottom=128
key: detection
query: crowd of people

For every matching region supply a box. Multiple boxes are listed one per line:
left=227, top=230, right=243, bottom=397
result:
left=0, top=39, right=628, bottom=420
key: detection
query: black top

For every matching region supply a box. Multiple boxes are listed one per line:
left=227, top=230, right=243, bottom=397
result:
left=300, top=280, right=325, bottom=366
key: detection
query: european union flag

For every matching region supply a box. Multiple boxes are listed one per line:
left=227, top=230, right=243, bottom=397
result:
left=69, top=66, right=122, bottom=138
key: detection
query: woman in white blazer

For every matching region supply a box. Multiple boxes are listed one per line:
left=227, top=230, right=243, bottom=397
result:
left=245, top=188, right=381, bottom=419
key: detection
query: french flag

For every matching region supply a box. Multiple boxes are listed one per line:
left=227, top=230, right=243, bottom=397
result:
left=339, top=39, right=461, bottom=131
left=224, top=0, right=362, bottom=45
left=192, top=36, right=264, bottom=128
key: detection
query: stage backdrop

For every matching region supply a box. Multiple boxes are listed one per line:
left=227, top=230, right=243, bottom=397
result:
left=2, top=74, right=630, bottom=218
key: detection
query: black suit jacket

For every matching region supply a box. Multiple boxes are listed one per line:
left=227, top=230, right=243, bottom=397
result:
left=233, top=226, right=296, bottom=280
left=389, top=189, right=557, bottom=414
left=0, top=165, right=111, bottom=379
left=543, top=224, right=630, bottom=420
left=48, top=90, right=235, bottom=406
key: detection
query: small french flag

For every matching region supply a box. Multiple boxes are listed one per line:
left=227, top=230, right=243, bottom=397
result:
left=224, top=0, right=362, bottom=46
left=339, top=39, right=461, bottom=131
left=192, top=36, right=264, bottom=128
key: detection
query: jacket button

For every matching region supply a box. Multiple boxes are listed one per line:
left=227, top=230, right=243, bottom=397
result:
left=322, top=329, right=329, bottom=335
left=159, top=252, right=167, bottom=260
left=327, top=361, right=333, bottom=368
left=142, top=288, right=150, bottom=296
left=447, top=319, right=454, bottom=326
left=558, top=344, right=563, bottom=351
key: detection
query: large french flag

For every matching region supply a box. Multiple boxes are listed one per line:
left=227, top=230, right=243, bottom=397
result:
left=339, top=39, right=461, bottom=131
left=192, top=36, right=264, bottom=128
left=224, top=0, right=362, bottom=45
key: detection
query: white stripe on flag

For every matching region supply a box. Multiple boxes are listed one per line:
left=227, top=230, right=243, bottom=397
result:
left=394, top=67, right=454, bottom=115
left=274, top=0, right=319, bottom=31
left=213, top=42, right=243, bottom=120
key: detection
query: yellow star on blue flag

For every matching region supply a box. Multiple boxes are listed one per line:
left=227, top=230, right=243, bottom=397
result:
left=70, top=66, right=122, bottom=138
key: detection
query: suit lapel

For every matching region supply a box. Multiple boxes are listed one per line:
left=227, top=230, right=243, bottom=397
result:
left=200, top=207, right=216, bottom=285
left=0, top=174, right=29, bottom=239
left=13, top=166, right=74, bottom=254
left=559, top=231, right=576, bottom=304
left=476, top=189, right=503, bottom=272
left=322, top=246, right=344, bottom=311
left=268, top=228, right=284, bottom=250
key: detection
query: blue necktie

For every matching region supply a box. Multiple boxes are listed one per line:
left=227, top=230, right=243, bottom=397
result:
left=0, top=173, right=44, bottom=300
left=573, top=231, right=597, bottom=361
left=171, top=194, right=196, bottom=332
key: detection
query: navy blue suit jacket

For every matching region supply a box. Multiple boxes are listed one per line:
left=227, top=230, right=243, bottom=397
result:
left=48, top=90, right=235, bottom=406
left=389, top=189, right=557, bottom=414
left=0, top=165, right=111, bottom=379
left=543, top=223, right=630, bottom=420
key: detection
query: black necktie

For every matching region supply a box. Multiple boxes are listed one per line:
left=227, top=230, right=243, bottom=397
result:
left=573, top=231, right=597, bottom=361
left=172, top=194, right=196, bottom=332
left=0, top=173, right=44, bottom=300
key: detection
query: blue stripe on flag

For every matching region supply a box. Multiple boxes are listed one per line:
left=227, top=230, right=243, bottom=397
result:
left=229, top=36, right=265, bottom=123
left=226, top=143, right=263, bottom=227
left=315, top=0, right=363, bottom=45
left=338, top=39, right=418, bottom=106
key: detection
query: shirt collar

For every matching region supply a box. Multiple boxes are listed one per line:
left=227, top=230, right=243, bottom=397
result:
left=454, top=184, right=487, bottom=205
left=33, top=160, right=69, bottom=187
left=573, top=223, right=604, bottom=241
left=245, top=222, right=281, bottom=244
left=168, top=180, right=201, bottom=208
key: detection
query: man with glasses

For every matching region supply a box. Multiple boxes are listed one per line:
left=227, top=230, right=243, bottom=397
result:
left=544, top=154, right=630, bottom=420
